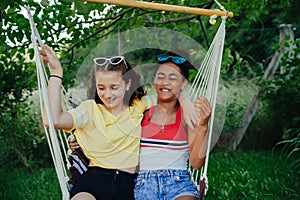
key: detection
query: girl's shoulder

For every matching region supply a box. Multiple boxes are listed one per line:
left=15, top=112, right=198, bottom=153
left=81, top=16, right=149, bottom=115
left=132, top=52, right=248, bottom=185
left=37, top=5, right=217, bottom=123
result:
left=76, top=99, right=98, bottom=110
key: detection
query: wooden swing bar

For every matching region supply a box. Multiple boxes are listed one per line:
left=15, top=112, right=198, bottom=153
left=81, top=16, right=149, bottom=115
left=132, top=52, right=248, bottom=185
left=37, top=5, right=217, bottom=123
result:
left=85, top=0, right=233, bottom=18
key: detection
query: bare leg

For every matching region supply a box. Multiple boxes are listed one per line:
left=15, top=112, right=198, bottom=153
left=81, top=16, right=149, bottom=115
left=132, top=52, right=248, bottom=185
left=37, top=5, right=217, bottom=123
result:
left=71, top=192, right=96, bottom=200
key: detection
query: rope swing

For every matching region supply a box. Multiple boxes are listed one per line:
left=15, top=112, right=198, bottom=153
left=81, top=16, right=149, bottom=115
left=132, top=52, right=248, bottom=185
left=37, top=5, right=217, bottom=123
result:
left=28, top=1, right=232, bottom=199
left=27, top=6, right=71, bottom=200
left=188, top=16, right=227, bottom=199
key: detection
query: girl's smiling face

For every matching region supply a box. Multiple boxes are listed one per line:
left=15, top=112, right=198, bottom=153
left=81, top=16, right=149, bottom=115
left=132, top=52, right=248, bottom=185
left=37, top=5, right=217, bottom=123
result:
left=95, top=70, right=131, bottom=114
left=154, top=62, right=187, bottom=102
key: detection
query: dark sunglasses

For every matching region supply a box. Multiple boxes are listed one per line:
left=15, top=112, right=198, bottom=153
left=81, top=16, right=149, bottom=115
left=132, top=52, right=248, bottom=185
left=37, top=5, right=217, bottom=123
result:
left=93, top=56, right=128, bottom=69
left=157, top=54, right=186, bottom=65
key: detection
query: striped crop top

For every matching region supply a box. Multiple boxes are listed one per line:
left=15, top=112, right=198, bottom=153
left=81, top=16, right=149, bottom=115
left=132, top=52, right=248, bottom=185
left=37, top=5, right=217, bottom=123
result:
left=139, top=106, right=189, bottom=170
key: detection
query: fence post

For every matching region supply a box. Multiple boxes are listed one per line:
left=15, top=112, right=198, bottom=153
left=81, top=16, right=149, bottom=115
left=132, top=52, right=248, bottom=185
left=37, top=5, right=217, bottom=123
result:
left=279, top=24, right=295, bottom=74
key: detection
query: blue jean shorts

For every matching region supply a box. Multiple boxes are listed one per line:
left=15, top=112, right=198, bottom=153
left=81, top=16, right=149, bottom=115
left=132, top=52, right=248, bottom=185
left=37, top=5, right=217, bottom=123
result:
left=134, top=169, right=199, bottom=200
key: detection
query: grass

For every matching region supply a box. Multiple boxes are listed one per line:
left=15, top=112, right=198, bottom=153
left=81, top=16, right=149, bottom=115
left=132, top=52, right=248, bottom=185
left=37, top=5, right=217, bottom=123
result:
left=206, top=151, right=300, bottom=200
left=0, top=167, right=61, bottom=200
left=0, top=151, right=299, bottom=200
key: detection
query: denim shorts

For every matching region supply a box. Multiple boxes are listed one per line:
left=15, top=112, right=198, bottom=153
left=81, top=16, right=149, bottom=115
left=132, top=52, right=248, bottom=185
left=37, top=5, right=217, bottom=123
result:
left=134, top=169, right=199, bottom=200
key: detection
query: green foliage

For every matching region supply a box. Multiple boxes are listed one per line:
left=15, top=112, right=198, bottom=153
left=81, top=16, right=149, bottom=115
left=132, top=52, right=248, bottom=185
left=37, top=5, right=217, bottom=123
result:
left=0, top=9, right=45, bottom=169
left=262, top=38, right=300, bottom=169
left=263, top=39, right=300, bottom=126
left=224, top=79, right=256, bottom=131
left=276, top=127, right=300, bottom=167
left=266, top=78, right=299, bottom=127
left=0, top=101, right=52, bottom=171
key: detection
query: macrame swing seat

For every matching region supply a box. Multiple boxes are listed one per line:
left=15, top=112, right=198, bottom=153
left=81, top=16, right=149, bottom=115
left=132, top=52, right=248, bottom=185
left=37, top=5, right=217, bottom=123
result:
left=28, top=1, right=232, bottom=199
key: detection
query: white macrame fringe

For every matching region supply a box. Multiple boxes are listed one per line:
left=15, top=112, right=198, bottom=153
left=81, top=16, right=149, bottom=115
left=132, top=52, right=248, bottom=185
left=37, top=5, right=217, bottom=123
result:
left=27, top=6, right=70, bottom=200
left=188, top=16, right=227, bottom=194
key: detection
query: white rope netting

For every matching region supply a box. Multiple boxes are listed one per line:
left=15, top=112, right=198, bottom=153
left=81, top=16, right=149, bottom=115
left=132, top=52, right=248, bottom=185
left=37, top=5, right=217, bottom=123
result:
left=188, top=16, right=227, bottom=196
left=27, top=7, right=70, bottom=200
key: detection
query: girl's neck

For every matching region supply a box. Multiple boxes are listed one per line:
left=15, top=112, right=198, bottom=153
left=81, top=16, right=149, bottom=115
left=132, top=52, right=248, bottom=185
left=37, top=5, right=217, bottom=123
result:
left=157, top=97, right=178, bottom=110
left=151, top=102, right=178, bottom=126
left=155, top=101, right=178, bottom=114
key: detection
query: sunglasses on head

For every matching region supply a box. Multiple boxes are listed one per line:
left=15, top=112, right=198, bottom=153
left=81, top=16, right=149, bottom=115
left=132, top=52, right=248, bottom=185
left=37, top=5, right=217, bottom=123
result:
left=157, top=54, right=186, bottom=65
left=93, top=56, right=128, bottom=69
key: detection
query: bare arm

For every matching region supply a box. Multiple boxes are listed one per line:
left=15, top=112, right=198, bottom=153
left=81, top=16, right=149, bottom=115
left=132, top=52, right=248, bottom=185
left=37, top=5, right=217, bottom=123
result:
left=41, top=45, right=73, bottom=130
left=188, top=97, right=211, bottom=169
left=178, top=90, right=200, bottom=130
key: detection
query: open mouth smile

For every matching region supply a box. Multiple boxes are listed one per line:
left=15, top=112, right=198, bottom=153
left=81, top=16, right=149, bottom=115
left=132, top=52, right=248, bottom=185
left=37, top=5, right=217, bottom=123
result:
left=160, top=88, right=172, bottom=92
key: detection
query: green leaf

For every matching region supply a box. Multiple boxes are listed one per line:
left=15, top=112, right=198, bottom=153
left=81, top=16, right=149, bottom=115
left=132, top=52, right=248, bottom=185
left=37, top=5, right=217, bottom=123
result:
left=28, top=48, right=34, bottom=60
left=10, top=48, right=18, bottom=58
left=60, top=0, right=73, bottom=5
left=74, top=1, right=89, bottom=15
left=6, top=7, right=16, bottom=15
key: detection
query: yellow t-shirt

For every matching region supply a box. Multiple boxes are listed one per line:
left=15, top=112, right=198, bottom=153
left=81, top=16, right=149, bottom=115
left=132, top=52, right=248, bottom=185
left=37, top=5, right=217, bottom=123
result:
left=67, top=96, right=156, bottom=169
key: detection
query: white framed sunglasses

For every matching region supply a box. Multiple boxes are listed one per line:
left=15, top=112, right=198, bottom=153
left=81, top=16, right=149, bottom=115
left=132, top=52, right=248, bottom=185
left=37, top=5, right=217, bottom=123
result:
left=93, top=56, right=128, bottom=69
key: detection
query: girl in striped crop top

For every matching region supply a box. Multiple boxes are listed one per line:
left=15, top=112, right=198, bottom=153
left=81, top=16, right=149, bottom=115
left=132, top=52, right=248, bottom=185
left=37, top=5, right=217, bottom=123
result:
left=134, top=50, right=212, bottom=200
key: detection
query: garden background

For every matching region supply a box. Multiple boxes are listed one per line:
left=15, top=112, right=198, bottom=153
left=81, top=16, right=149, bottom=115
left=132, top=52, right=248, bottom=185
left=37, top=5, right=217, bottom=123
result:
left=0, top=0, right=299, bottom=199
